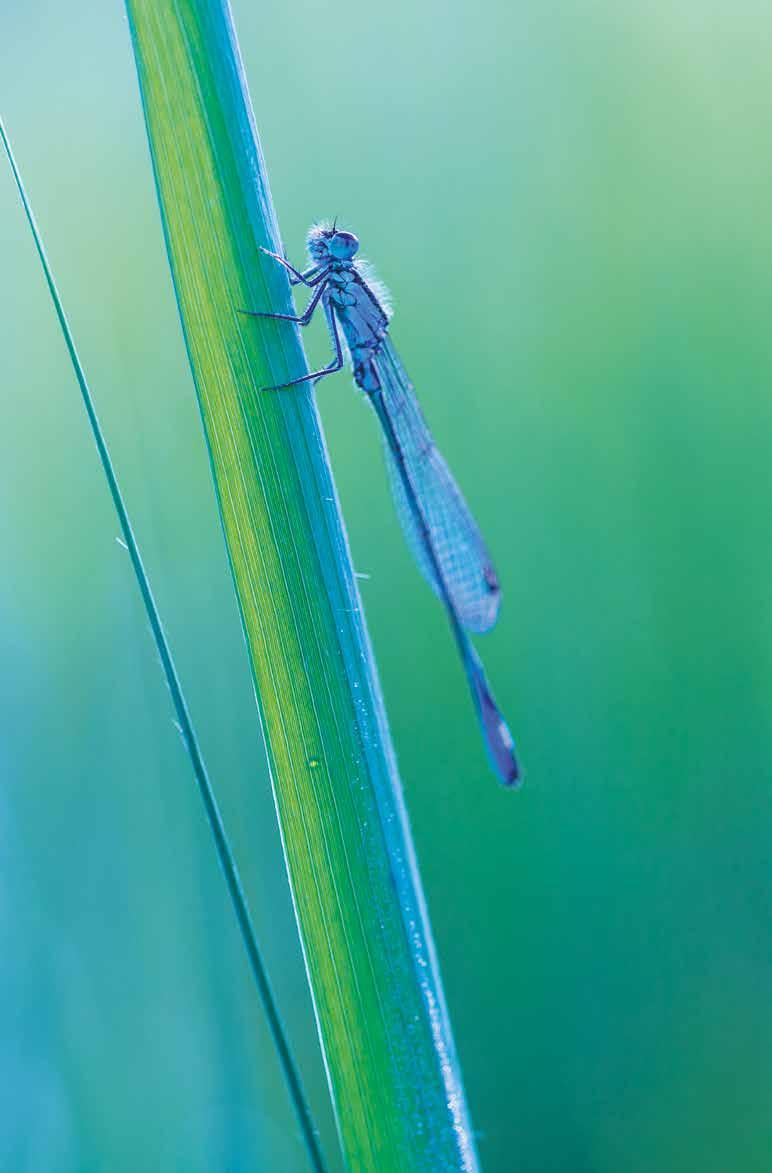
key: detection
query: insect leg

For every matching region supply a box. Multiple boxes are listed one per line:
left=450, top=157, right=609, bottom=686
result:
left=259, top=248, right=324, bottom=287
left=262, top=301, right=344, bottom=391
left=239, top=278, right=327, bottom=327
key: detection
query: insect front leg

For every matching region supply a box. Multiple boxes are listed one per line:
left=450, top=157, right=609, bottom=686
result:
left=259, top=247, right=324, bottom=287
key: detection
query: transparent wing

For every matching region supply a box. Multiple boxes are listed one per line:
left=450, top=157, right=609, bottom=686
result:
left=372, top=338, right=501, bottom=635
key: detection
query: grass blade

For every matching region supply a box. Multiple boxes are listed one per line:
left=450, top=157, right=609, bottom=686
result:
left=0, top=115, right=326, bottom=1173
left=123, top=2, right=480, bottom=1168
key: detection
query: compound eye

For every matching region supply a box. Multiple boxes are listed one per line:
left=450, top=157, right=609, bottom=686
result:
left=336, top=232, right=359, bottom=255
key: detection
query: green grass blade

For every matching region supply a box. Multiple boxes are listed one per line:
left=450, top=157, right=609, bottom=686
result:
left=0, top=115, right=326, bottom=1173
left=123, top=2, right=480, bottom=1168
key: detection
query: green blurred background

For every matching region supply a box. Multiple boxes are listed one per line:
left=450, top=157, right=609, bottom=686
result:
left=2, top=2, right=771, bottom=1170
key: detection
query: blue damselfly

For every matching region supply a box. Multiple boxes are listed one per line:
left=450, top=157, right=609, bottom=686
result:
left=243, top=223, right=520, bottom=786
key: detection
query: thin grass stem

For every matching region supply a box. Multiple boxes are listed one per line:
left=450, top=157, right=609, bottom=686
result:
left=0, top=115, right=326, bottom=1173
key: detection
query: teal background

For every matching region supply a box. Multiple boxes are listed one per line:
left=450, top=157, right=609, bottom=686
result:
left=2, top=2, right=771, bottom=1170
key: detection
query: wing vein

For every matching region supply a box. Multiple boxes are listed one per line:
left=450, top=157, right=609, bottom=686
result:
left=372, top=338, right=500, bottom=635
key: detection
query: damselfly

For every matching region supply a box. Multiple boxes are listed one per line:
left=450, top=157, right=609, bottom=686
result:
left=242, top=223, right=520, bottom=786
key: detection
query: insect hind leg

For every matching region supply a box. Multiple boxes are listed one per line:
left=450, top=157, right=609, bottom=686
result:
left=261, top=301, right=344, bottom=391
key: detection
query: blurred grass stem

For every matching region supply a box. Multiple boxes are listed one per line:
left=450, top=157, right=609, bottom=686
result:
left=0, top=115, right=326, bottom=1173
